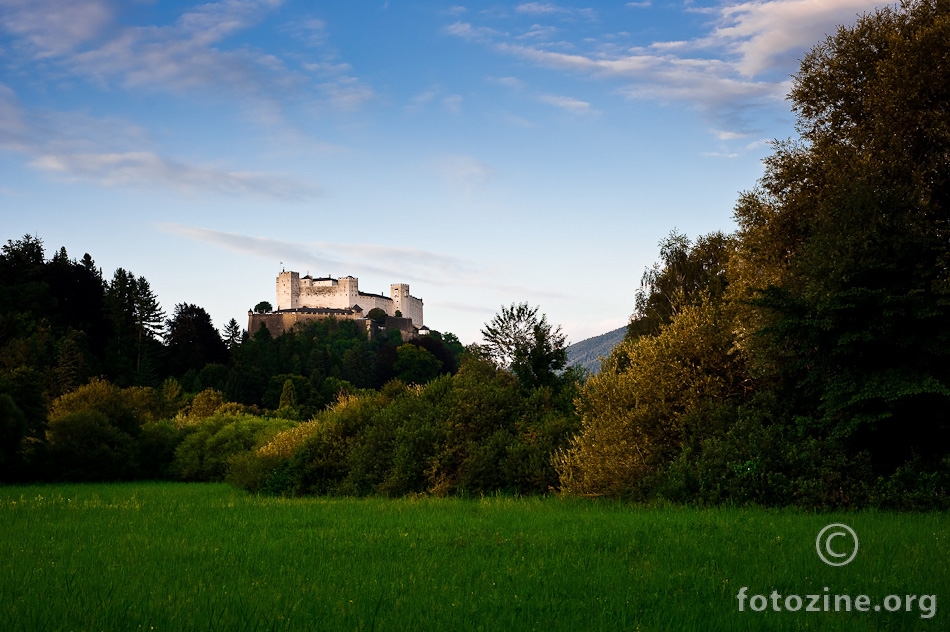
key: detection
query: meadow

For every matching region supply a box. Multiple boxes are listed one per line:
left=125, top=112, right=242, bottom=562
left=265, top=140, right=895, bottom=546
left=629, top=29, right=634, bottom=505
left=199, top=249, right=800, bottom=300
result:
left=0, top=483, right=946, bottom=631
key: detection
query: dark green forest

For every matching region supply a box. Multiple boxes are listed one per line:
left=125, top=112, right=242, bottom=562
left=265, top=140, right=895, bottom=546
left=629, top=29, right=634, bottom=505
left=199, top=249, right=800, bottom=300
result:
left=0, top=233, right=581, bottom=494
left=3, top=0, right=950, bottom=508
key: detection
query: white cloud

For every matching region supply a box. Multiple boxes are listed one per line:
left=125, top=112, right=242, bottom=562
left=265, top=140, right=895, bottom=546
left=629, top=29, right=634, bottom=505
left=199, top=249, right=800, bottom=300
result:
left=438, top=154, right=496, bottom=193
left=488, top=76, right=526, bottom=89
left=0, top=0, right=111, bottom=58
left=446, top=0, right=866, bottom=133
left=716, top=0, right=881, bottom=76
left=158, top=224, right=480, bottom=285
left=303, top=61, right=353, bottom=76
left=537, top=93, right=594, bottom=114
left=514, top=2, right=596, bottom=20
left=494, top=42, right=789, bottom=118
left=0, top=83, right=29, bottom=151
left=64, top=2, right=300, bottom=97
left=626, top=1, right=651, bottom=7
left=714, top=130, right=748, bottom=140
left=159, top=224, right=571, bottom=300
left=516, top=3, right=566, bottom=15
left=319, top=77, right=375, bottom=108
left=0, top=0, right=375, bottom=113
left=442, top=21, right=498, bottom=42
left=442, top=94, right=463, bottom=113
left=517, top=23, right=559, bottom=40
left=502, top=113, right=536, bottom=128
left=0, top=83, right=318, bottom=200
left=31, top=151, right=319, bottom=200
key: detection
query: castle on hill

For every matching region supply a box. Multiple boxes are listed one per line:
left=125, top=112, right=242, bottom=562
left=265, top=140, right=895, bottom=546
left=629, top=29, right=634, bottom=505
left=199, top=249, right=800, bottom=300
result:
left=248, top=271, right=424, bottom=337
left=277, top=272, right=423, bottom=326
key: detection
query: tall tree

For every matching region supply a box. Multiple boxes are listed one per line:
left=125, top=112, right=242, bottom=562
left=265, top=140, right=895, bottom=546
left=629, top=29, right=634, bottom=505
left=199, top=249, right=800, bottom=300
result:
left=164, top=303, right=228, bottom=378
left=734, top=0, right=950, bottom=474
left=481, top=303, right=567, bottom=389
left=627, top=231, right=732, bottom=340
left=105, top=269, right=164, bottom=379
left=223, top=318, right=242, bottom=350
left=132, top=276, right=164, bottom=373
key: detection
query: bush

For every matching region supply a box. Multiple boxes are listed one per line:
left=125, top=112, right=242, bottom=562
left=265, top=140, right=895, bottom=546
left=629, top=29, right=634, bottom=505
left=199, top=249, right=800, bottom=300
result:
left=229, top=356, right=581, bottom=498
left=49, top=378, right=162, bottom=435
left=556, top=302, right=744, bottom=497
left=0, top=393, right=27, bottom=480
left=171, top=413, right=297, bottom=482
left=46, top=410, right=136, bottom=481
left=137, top=420, right=184, bottom=479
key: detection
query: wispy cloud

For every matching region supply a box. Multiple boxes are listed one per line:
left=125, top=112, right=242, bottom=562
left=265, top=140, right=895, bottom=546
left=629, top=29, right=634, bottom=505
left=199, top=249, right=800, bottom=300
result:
left=515, top=2, right=596, bottom=20
left=437, top=154, right=496, bottom=193
left=0, top=0, right=374, bottom=111
left=0, top=83, right=319, bottom=200
left=537, top=93, right=594, bottom=114
left=159, top=224, right=571, bottom=300
left=516, top=3, right=567, bottom=15
left=442, top=94, right=463, bottom=113
left=2, top=0, right=299, bottom=98
left=446, top=0, right=880, bottom=134
left=0, top=0, right=111, bottom=58
left=441, top=21, right=498, bottom=42
left=490, top=75, right=595, bottom=116
left=159, top=223, right=477, bottom=286
left=717, top=0, right=881, bottom=76
left=404, top=87, right=463, bottom=114
left=318, top=76, right=375, bottom=108
left=488, top=76, right=526, bottom=89
left=32, top=152, right=319, bottom=200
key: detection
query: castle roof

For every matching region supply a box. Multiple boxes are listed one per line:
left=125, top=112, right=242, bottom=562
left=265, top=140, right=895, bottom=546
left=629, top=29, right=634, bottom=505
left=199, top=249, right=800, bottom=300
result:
left=273, top=306, right=360, bottom=315
left=359, top=290, right=392, bottom=300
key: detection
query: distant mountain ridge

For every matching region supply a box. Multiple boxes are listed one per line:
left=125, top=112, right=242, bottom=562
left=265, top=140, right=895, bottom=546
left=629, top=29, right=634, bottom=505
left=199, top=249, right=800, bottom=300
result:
left=566, top=326, right=627, bottom=375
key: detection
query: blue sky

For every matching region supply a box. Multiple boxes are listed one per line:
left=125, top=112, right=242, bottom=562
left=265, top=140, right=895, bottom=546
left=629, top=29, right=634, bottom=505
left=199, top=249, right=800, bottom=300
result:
left=1, top=0, right=884, bottom=344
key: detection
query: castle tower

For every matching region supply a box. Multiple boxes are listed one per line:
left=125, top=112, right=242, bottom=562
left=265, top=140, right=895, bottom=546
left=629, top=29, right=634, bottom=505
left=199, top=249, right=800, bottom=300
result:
left=391, top=283, right=409, bottom=316
left=339, top=276, right=359, bottom=305
left=276, top=271, right=300, bottom=310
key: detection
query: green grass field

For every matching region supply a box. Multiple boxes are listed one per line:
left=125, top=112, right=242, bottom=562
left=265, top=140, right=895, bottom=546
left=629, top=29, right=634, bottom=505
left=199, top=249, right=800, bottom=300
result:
left=0, top=483, right=946, bottom=631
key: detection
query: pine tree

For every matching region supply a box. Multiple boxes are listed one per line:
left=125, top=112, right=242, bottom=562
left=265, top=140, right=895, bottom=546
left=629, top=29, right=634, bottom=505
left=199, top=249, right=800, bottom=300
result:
left=223, top=318, right=242, bottom=350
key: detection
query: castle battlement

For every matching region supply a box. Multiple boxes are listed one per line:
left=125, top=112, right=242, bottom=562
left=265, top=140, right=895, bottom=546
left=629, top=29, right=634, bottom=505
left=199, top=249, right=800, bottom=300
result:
left=275, top=271, right=423, bottom=327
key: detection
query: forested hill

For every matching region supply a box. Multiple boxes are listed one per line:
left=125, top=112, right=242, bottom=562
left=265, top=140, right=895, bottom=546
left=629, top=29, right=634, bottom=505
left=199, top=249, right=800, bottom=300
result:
left=566, top=326, right=626, bottom=374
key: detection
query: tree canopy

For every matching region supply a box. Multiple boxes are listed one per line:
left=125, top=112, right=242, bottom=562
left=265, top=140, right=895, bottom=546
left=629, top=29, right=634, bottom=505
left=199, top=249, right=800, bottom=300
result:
left=480, top=303, right=568, bottom=389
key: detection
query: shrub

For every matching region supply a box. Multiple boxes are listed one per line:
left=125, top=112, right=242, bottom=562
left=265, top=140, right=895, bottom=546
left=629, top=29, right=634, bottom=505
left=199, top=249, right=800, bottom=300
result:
left=0, top=393, right=27, bottom=480
left=49, top=378, right=162, bottom=435
left=171, top=413, right=297, bottom=482
left=136, top=420, right=185, bottom=479
left=46, top=410, right=136, bottom=481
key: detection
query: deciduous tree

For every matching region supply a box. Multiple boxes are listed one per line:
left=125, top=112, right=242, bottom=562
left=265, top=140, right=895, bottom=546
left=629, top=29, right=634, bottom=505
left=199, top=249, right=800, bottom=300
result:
left=734, top=0, right=950, bottom=475
left=481, top=303, right=567, bottom=389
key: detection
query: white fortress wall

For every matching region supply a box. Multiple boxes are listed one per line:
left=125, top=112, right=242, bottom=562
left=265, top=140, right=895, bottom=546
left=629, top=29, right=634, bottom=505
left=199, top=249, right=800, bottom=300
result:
left=391, top=283, right=423, bottom=326
left=275, top=272, right=422, bottom=326
left=356, top=292, right=395, bottom=315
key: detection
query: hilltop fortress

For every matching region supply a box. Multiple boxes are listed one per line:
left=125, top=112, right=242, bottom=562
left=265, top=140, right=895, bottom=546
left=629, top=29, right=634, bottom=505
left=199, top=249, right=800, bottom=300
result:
left=277, top=272, right=423, bottom=326
left=248, top=272, right=424, bottom=337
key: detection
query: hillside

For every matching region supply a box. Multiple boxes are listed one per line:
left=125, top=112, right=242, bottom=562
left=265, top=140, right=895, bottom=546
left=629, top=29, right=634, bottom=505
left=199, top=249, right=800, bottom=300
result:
left=566, top=326, right=627, bottom=375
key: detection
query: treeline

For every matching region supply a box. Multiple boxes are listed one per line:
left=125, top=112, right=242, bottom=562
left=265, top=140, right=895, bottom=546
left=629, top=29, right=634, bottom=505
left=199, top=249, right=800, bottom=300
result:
left=4, top=1, right=950, bottom=508
left=555, top=0, right=950, bottom=509
left=0, top=235, right=580, bottom=492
